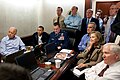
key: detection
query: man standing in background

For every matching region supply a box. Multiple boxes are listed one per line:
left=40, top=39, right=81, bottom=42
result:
left=53, top=7, right=65, bottom=28
left=111, top=2, right=120, bottom=35
left=64, top=6, right=81, bottom=30
left=81, top=9, right=100, bottom=37
left=95, top=10, right=103, bottom=33
left=105, top=4, right=118, bottom=43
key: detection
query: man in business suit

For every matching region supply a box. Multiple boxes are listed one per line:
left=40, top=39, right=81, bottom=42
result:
left=105, top=4, right=118, bottom=43
left=48, top=22, right=70, bottom=50
left=111, top=2, right=120, bottom=35
left=81, top=9, right=100, bottom=37
left=32, top=26, right=49, bottom=51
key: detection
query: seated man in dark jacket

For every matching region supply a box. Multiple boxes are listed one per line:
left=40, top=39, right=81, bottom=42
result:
left=32, top=26, right=49, bottom=52
left=48, top=22, right=70, bottom=50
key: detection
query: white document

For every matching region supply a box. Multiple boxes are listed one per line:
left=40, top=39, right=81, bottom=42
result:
left=60, top=49, right=72, bottom=53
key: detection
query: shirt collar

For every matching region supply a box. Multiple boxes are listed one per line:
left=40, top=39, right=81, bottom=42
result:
left=71, top=14, right=77, bottom=17
left=86, top=34, right=89, bottom=36
left=109, top=15, right=117, bottom=19
left=87, top=17, right=92, bottom=22
left=6, top=35, right=17, bottom=40
left=109, top=60, right=120, bottom=67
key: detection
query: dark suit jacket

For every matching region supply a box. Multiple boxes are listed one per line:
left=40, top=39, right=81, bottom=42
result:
left=81, top=17, right=100, bottom=36
left=32, top=32, right=49, bottom=47
left=111, top=9, right=120, bottom=35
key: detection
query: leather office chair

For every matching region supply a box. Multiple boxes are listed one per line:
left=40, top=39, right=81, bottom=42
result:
left=61, top=28, right=82, bottom=52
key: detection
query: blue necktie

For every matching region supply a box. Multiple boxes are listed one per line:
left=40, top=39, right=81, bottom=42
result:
left=86, top=19, right=89, bottom=28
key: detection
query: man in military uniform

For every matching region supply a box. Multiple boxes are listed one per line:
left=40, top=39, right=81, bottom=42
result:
left=48, top=22, right=70, bottom=50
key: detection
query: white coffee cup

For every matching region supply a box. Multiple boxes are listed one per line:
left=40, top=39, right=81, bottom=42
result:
left=55, top=59, right=61, bottom=68
left=45, top=62, right=51, bottom=69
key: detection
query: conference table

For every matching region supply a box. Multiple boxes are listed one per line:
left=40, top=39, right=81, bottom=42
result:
left=37, top=50, right=78, bottom=80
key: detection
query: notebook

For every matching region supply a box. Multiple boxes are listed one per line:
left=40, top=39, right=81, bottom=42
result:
left=15, top=51, right=54, bottom=80
left=5, top=50, right=24, bottom=63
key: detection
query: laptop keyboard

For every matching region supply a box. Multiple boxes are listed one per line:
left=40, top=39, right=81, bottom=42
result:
left=38, top=70, right=54, bottom=80
left=32, top=68, right=46, bottom=80
left=31, top=68, right=54, bottom=80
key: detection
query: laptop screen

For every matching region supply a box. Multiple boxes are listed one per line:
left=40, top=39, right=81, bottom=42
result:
left=45, top=43, right=56, bottom=54
left=5, top=50, right=24, bottom=63
left=34, top=45, right=41, bottom=58
left=15, top=51, right=38, bottom=71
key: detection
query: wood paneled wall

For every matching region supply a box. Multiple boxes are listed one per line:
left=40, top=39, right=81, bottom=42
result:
left=85, top=0, right=92, bottom=17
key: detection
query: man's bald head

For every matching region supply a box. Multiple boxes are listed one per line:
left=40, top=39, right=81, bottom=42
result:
left=8, top=27, right=17, bottom=39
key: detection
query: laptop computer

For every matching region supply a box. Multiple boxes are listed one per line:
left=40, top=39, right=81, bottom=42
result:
left=34, top=45, right=41, bottom=59
left=15, top=51, right=54, bottom=80
left=45, top=43, right=56, bottom=54
left=5, top=50, right=24, bottom=63
left=44, top=43, right=58, bottom=59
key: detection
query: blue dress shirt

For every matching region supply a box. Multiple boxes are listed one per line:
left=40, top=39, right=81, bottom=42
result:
left=105, top=16, right=116, bottom=43
left=0, top=35, right=26, bottom=56
left=78, top=34, right=90, bottom=51
left=64, top=14, right=81, bottom=30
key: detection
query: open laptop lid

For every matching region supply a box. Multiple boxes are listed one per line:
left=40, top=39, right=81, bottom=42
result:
left=45, top=43, right=57, bottom=54
left=15, top=51, right=38, bottom=72
left=34, top=45, right=41, bottom=58
left=5, top=50, right=24, bottom=63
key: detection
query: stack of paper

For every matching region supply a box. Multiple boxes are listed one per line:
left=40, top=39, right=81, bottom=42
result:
left=60, top=49, right=73, bottom=54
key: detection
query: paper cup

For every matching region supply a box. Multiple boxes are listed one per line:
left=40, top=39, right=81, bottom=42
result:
left=55, top=59, right=61, bottom=68
left=45, top=62, right=51, bottom=69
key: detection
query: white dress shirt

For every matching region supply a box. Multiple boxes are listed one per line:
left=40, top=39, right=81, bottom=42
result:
left=38, top=35, right=43, bottom=45
left=85, top=61, right=120, bottom=80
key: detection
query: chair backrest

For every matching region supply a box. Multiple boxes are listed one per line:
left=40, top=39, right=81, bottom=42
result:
left=61, top=28, right=82, bottom=51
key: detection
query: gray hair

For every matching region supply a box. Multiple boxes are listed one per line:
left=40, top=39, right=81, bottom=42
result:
left=103, top=43, right=120, bottom=54
left=9, top=27, right=17, bottom=33
left=88, top=22, right=96, bottom=29
left=87, top=9, right=93, bottom=13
